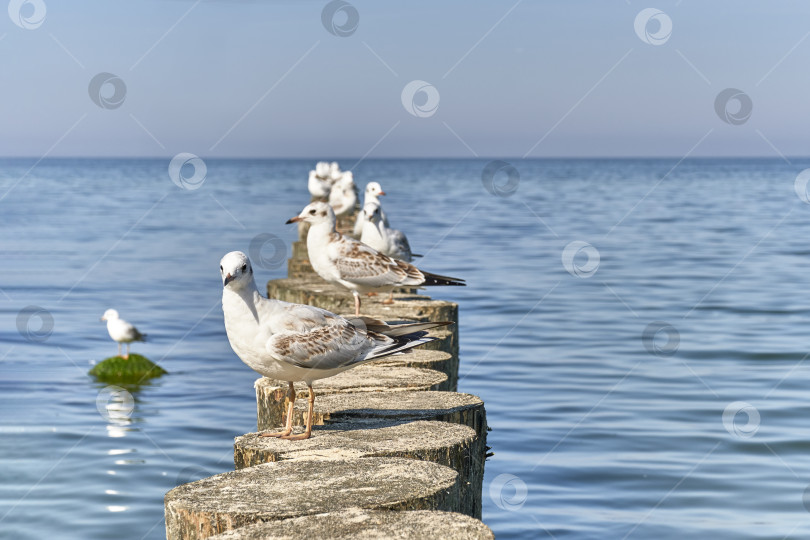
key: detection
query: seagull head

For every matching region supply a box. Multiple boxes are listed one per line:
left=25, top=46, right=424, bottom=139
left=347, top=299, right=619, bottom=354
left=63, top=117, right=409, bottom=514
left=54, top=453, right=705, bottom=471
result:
left=366, top=182, right=385, bottom=197
left=364, top=201, right=382, bottom=223
left=339, top=171, right=354, bottom=186
left=286, top=201, right=335, bottom=225
left=315, top=161, right=330, bottom=178
left=101, top=309, right=119, bottom=322
left=220, top=251, right=254, bottom=289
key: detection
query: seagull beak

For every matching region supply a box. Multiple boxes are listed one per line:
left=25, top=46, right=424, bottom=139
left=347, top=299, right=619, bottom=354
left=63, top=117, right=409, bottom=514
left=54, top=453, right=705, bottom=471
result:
left=286, top=216, right=302, bottom=224
left=223, top=273, right=235, bottom=286
left=378, top=191, right=386, bottom=196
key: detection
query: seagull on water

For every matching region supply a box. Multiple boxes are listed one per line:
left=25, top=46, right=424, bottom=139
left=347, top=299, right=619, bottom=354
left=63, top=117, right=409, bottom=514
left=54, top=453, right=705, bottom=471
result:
left=352, top=182, right=389, bottom=237
left=287, top=202, right=465, bottom=316
left=100, top=309, right=146, bottom=359
left=220, top=250, right=450, bottom=440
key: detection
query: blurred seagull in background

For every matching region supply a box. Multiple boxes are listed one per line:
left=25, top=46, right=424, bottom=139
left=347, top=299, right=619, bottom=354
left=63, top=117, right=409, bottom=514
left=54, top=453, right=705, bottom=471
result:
left=287, top=202, right=465, bottom=316
left=219, top=250, right=451, bottom=440
left=100, top=309, right=146, bottom=359
left=353, top=181, right=389, bottom=236
left=307, top=161, right=335, bottom=199
left=328, top=171, right=358, bottom=218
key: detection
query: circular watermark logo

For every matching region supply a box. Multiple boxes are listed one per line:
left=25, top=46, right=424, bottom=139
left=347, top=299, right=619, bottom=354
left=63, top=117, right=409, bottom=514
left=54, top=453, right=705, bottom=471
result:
left=714, top=88, right=752, bottom=125
left=168, top=153, right=207, bottom=191
left=96, top=385, right=135, bottom=422
left=249, top=233, right=288, bottom=270
left=794, top=169, right=810, bottom=204
left=489, top=473, right=528, bottom=511
left=88, top=73, right=127, bottom=110
left=482, top=160, right=519, bottom=198
left=16, top=305, right=53, bottom=343
left=634, top=8, right=672, bottom=46
left=722, top=401, right=760, bottom=439
left=8, top=0, right=46, bottom=29
left=562, top=241, right=600, bottom=278
left=321, top=0, right=358, bottom=37
left=642, top=321, right=680, bottom=357
left=401, top=80, right=440, bottom=118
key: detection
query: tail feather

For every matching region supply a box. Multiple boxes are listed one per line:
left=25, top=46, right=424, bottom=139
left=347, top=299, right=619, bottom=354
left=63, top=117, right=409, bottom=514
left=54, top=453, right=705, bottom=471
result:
left=366, top=331, right=436, bottom=361
left=421, top=271, right=466, bottom=287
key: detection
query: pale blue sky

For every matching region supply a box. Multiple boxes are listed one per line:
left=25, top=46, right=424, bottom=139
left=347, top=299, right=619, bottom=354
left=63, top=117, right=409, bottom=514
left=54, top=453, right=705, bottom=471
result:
left=2, top=0, right=810, bottom=158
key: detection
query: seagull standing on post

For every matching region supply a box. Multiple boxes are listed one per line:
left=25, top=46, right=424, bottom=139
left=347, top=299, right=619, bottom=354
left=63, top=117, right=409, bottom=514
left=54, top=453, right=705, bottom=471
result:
left=353, top=182, right=389, bottom=237
left=100, top=309, right=146, bottom=359
left=287, top=202, right=465, bottom=316
left=220, top=251, right=450, bottom=440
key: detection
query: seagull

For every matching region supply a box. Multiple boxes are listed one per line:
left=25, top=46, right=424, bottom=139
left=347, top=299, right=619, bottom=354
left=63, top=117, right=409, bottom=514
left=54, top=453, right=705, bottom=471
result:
left=220, top=250, right=451, bottom=440
left=329, top=161, right=342, bottom=182
left=360, top=201, right=420, bottom=263
left=353, top=182, right=389, bottom=237
left=100, top=309, right=146, bottom=359
left=307, top=162, right=335, bottom=199
left=287, top=202, right=465, bottom=316
left=328, top=172, right=358, bottom=218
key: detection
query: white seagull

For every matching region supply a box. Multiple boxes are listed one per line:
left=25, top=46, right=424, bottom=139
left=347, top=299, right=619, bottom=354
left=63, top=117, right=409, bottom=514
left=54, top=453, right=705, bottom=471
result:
left=360, top=200, right=422, bottom=262
left=353, top=181, right=389, bottom=237
left=328, top=171, right=358, bottom=218
left=307, top=161, right=335, bottom=199
left=220, top=251, right=450, bottom=440
left=100, top=309, right=146, bottom=359
left=287, top=202, right=465, bottom=316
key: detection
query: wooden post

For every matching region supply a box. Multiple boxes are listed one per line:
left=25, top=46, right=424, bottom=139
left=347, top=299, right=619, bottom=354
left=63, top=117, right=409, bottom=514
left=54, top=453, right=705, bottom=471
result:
left=165, top=458, right=461, bottom=540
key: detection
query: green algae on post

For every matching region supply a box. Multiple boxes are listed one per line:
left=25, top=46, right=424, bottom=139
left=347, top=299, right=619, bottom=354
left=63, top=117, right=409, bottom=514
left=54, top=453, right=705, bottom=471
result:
left=88, top=353, right=167, bottom=384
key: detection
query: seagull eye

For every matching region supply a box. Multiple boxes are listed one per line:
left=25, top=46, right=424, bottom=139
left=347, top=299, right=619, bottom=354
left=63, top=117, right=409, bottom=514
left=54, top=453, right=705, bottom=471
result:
left=220, top=265, right=223, bottom=272
left=241, top=264, right=247, bottom=272
left=309, top=209, right=316, bottom=215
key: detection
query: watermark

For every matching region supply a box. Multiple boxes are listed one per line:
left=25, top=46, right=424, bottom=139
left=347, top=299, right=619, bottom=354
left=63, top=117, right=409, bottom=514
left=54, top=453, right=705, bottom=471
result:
left=401, top=80, right=440, bottom=118
left=248, top=233, right=287, bottom=270
left=634, top=8, right=672, bottom=46
left=722, top=401, right=759, bottom=439
left=562, top=241, right=600, bottom=278
left=8, top=0, right=46, bottom=30
left=96, top=385, right=135, bottom=422
left=801, top=485, right=810, bottom=512
left=168, top=153, right=206, bottom=191
left=88, top=73, right=127, bottom=110
left=714, top=88, right=752, bottom=125
left=489, top=473, right=528, bottom=511
left=642, top=321, right=679, bottom=357
left=175, top=465, right=213, bottom=487
left=794, top=169, right=810, bottom=204
left=16, top=305, right=53, bottom=343
left=321, top=0, right=358, bottom=37
left=481, top=160, right=519, bottom=198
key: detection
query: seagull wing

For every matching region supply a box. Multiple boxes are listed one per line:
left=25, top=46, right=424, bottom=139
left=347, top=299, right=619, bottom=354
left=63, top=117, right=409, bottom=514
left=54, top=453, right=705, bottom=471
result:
left=265, top=306, right=379, bottom=371
left=328, top=235, right=424, bottom=287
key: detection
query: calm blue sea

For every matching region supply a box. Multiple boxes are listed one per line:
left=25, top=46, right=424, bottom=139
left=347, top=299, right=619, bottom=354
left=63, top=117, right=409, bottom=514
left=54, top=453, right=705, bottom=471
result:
left=2, top=158, right=810, bottom=539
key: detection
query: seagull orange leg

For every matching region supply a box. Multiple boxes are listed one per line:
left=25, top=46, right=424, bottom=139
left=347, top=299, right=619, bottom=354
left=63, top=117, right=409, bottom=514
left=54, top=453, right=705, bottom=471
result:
left=382, top=291, right=394, bottom=305
left=282, top=385, right=314, bottom=440
left=259, top=382, right=295, bottom=438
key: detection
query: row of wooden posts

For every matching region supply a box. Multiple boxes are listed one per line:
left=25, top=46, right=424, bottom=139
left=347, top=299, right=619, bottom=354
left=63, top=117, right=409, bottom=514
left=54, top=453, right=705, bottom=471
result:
left=163, top=222, right=492, bottom=539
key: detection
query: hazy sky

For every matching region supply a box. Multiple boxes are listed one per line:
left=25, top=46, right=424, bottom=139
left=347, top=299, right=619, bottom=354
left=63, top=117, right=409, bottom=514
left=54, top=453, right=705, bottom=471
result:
left=3, top=0, right=810, bottom=158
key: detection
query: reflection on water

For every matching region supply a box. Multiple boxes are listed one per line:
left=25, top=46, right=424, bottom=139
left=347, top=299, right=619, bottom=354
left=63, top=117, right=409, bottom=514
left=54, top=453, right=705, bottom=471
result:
left=2, top=158, right=810, bottom=539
